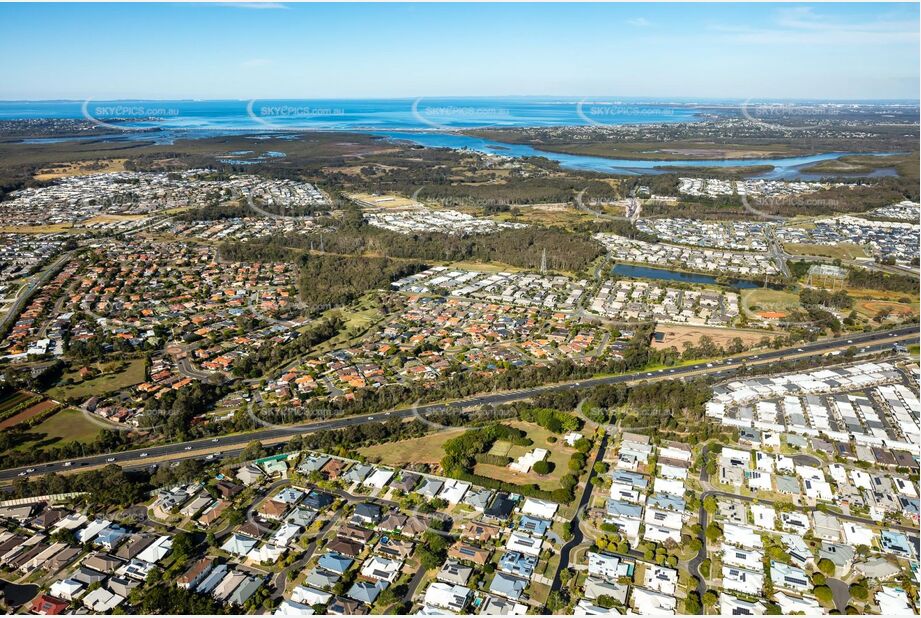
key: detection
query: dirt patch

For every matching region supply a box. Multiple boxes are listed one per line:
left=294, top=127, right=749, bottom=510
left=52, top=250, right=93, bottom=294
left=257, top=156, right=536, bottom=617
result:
left=857, top=300, right=917, bottom=318
left=0, top=399, right=58, bottom=430
left=652, top=324, right=766, bottom=351
left=758, top=311, right=788, bottom=319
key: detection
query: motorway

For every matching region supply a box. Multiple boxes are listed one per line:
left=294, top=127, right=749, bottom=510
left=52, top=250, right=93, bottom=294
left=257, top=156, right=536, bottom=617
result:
left=0, top=251, right=77, bottom=337
left=0, top=325, right=916, bottom=482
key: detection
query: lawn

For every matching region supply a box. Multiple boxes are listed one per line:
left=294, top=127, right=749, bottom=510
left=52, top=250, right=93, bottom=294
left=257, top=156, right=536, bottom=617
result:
left=47, top=357, right=147, bottom=401
left=473, top=420, right=576, bottom=490
left=6, top=407, right=107, bottom=454
left=357, top=428, right=468, bottom=467
left=741, top=288, right=801, bottom=319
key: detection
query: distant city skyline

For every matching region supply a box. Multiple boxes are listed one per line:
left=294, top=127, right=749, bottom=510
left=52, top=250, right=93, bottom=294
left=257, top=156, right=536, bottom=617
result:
left=0, top=2, right=918, bottom=100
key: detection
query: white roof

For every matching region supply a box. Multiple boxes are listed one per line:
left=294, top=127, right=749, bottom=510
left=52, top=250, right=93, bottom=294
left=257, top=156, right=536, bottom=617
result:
left=275, top=600, right=315, bottom=615
left=631, top=587, right=677, bottom=614
left=76, top=518, right=111, bottom=543
left=50, top=579, right=84, bottom=601
left=364, top=468, right=395, bottom=489
left=290, top=585, right=332, bottom=606
left=520, top=498, right=557, bottom=519
left=83, top=588, right=124, bottom=612
left=724, top=523, right=764, bottom=549
left=437, top=479, right=470, bottom=504
left=505, top=531, right=543, bottom=557
left=137, top=535, right=172, bottom=565
left=876, top=586, right=916, bottom=615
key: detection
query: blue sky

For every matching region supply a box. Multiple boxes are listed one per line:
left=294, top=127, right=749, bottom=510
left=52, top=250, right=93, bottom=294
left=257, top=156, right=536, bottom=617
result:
left=0, top=2, right=917, bottom=100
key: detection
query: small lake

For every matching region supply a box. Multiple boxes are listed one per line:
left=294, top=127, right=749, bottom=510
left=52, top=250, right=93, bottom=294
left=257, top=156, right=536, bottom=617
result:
left=612, top=263, right=763, bottom=289
left=0, top=579, right=38, bottom=607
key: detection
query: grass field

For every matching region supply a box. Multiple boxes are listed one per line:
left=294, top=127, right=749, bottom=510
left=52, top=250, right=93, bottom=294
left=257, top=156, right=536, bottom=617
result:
left=357, top=428, right=468, bottom=467
left=784, top=242, right=868, bottom=260
left=741, top=288, right=801, bottom=319
left=473, top=420, right=575, bottom=490
left=47, top=358, right=147, bottom=401
left=8, top=408, right=106, bottom=453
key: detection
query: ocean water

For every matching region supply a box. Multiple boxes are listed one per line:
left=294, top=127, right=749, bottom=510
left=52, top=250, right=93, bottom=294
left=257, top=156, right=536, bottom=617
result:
left=0, top=97, right=703, bottom=129
left=0, top=98, right=900, bottom=178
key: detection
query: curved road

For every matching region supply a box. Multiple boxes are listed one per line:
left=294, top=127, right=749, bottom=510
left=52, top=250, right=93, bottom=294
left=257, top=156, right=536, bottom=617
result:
left=0, top=325, right=916, bottom=482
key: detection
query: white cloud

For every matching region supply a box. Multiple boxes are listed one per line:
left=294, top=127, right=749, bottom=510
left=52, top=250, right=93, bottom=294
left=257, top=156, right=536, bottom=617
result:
left=627, top=17, right=650, bottom=28
left=709, top=7, right=918, bottom=45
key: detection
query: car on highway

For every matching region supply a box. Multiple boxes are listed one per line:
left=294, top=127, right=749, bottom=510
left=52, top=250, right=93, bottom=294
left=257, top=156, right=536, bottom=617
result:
left=797, top=348, right=804, bottom=352
left=17, top=471, right=26, bottom=477
left=211, top=438, right=219, bottom=443
left=140, top=452, right=148, bottom=458
left=106, top=457, right=116, bottom=463
left=26, top=467, right=35, bottom=473
left=184, top=446, right=193, bottom=451
left=63, top=462, right=72, bottom=467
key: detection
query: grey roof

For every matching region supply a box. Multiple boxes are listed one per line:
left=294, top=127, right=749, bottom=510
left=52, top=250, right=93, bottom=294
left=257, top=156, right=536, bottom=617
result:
left=606, top=499, right=643, bottom=519
left=583, top=577, right=628, bottom=603
left=305, top=568, right=340, bottom=590
left=344, top=464, right=373, bottom=483
left=417, top=478, right=443, bottom=498
left=318, top=552, right=354, bottom=574
left=346, top=580, right=386, bottom=604
left=228, top=576, right=263, bottom=606
left=479, top=595, right=518, bottom=615
left=463, top=488, right=493, bottom=510
left=488, top=572, right=528, bottom=600
left=775, top=475, right=800, bottom=494
left=353, top=502, right=381, bottom=522
left=856, top=557, right=901, bottom=580
left=437, top=559, right=473, bottom=585
left=298, top=454, right=331, bottom=473
left=819, top=542, right=854, bottom=567
left=648, top=493, right=685, bottom=512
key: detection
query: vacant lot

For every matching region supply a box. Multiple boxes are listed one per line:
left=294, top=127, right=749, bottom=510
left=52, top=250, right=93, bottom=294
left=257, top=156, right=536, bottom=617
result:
left=741, top=288, right=801, bottom=319
left=358, top=428, right=467, bottom=467
left=651, top=324, right=767, bottom=351
left=474, top=420, right=575, bottom=491
left=48, top=358, right=147, bottom=401
left=784, top=242, right=868, bottom=260
left=347, top=192, right=421, bottom=210
left=33, top=158, right=127, bottom=180
left=855, top=299, right=918, bottom=320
